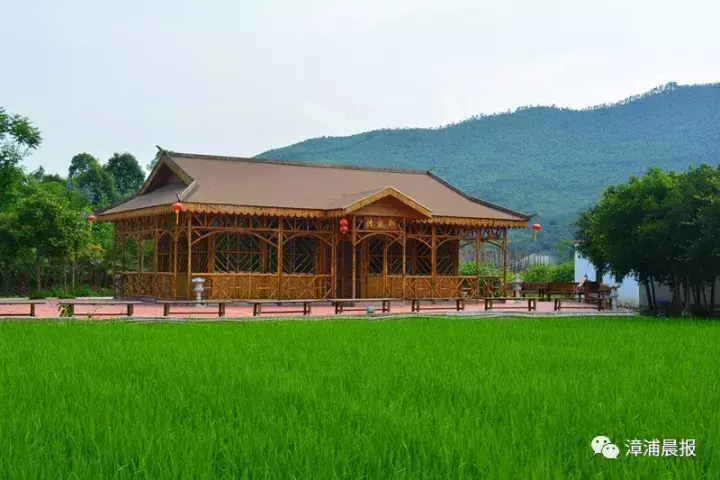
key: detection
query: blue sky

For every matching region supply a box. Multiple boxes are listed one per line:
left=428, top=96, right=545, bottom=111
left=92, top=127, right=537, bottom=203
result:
left=3, top=0, right=719, bottom=174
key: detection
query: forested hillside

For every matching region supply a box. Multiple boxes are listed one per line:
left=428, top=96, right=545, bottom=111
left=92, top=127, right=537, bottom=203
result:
left=258, top=83, right=720, bottom=252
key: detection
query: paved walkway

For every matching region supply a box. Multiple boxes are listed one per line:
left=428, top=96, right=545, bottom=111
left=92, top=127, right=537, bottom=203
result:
left=0, top=298, right=634, bottom=320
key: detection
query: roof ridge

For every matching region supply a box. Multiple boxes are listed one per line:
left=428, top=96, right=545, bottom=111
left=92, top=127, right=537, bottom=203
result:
left=426, top=171, right=531, bottom=220
left=166, top=150, right=429, bottom=175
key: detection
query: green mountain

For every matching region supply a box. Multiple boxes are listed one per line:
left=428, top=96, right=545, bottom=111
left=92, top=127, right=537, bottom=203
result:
left=257, top=82, right=720, bottom=252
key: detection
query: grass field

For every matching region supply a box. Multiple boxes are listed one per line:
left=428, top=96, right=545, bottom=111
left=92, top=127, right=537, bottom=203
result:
left=1, top=317, right=719, bottom=479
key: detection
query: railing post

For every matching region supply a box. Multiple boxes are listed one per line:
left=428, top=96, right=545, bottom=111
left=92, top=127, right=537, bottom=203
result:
left=402, top=219, right=406, bottom=299
left=277, top=217, right=284, bottom=300
left=431, top=225, right=437, bottom=297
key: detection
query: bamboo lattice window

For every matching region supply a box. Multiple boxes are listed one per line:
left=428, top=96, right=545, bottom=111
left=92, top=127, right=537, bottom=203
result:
left=387, top=241, right=403, bottom=274
left=282, top=237, right=316, bottom=274
left=177, top=235, right=188, bottom=273
left=214, top=233, right=268, bottom=273
left=157, top=234, right=172, bottom=272
left=368, top=238, right=383, bottom=274
left=141, top=239, right=154, bottom=272
left=436, top=241, right=456, bottom=276
left=367, top=238, right=402, bottom=275
left=192, top=236, right=210, bottom=272
left=406, top=239, right=431, bottom=275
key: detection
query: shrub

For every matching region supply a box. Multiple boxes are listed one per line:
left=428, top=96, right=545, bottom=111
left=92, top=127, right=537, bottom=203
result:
left=550, top=261, right=574, bottom=282
left=26, top=285, right=113, bottom=299
left=520, top=263, right=554, bottom=282
left=459, top=262, right=502, bottom=277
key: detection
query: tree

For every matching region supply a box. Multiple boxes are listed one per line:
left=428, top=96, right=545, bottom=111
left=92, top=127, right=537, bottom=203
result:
left=575, top=165, right=720, bottom=315
left=30, top=166, right=64, bottom=184
left=553, top=239, right=575, bottom=262
left=576, top=169, right=679, bottom=312
left=106, top=152, right=145, bottom=197
left=0, top=107, right=42, bottom=205
left=0, top=107, right=42, bottom=167
left=68, top=153, right=118, bottom=207
left=146, top=149, right=162, bottom=173
left=68, top=152, right=96, bottom=179
left=14, top=181, right=87, bottom=289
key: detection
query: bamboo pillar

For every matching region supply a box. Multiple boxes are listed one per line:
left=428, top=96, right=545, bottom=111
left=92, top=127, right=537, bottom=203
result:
left=317, top=238, right=325, bottom=299
left=172, top=227, right=178, bottom=298
left=475, top=229, right=481, bottom=298
left=502, top=228, right=508, bottom=296
left=331, top=226, right=336, bottom=298
left=153, top=230, right=158, bottom=274
left=137, top=235, right=142, bottom=273
left=186, top=214, right=192, bottom=299
left=112, top=234, right=117, bottom=280
left=208, top=233, right=215, bottom=273
left=382, top=235, right=388, bottom=297
left=431, top=225, right=437, bottom=297
left=277, top=217, right=284, bottom=299
left=260, top=235, right=267, bottom=273
left=351, top=217, right=357, bottom=299
left=452, top=239, right=458, bottom=275
left=402, top=219, right=406, bottom=299
left=122, top=236, right=126, bottom=273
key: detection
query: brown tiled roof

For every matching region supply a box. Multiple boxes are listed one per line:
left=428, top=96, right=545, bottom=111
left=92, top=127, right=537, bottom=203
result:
left=99, top=150, right=529, bottom=223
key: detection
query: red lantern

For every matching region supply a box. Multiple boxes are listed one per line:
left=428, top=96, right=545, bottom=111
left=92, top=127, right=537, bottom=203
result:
left=532, top=223, right=541, bottom=241
left=339, top=218, right=348, bottom=227
left=87, top=214, right=96, bottom=228
left=340, top=225, right=348, bottom=234
left=172, top=202, right=183, bottom=224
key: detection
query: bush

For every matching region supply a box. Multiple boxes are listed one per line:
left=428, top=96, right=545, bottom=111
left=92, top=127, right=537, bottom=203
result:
left=459, top=262, right=502, bottom=277
left=550, top=261, right=574, bottom=282
left=520, top=263, right=555, bottom=282
left=519, top=261, right=575, bottom=283
left=26, top=285, right=113, bottom=299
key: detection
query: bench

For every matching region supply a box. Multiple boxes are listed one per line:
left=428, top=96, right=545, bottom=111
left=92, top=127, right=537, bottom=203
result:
left=0, top=299, right=45, bottom=317
left=410, top=298, right=465, bottom=313
left=245, top=299, right=322, bottom=317
left=507, top=282, right=547, bottom=298
left=484, top=297, right=538, bottom=312
left=329, top=298, right=392, bottom=315
left=157, top=300, right=235, bottom=317
left=58, top=299, right=142, bottom=317
left=554, top=298, right=605, bottom=312
left=543, top=282, right=580, bottom=301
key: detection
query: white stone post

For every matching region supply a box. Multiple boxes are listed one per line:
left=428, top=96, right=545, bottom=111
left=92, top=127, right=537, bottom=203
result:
left=608, top=284, right=620, bottom=312
left=513, top=275, right=522, bottom=304
left=192, top=277, right=205, bottom=306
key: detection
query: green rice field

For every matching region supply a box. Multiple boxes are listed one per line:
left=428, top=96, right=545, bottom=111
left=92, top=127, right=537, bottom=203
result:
left=1, top=317, right=719, bottom=478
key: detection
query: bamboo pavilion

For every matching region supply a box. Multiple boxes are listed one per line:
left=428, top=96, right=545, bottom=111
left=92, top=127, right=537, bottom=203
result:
left=97, top=150, right=530, bottom=300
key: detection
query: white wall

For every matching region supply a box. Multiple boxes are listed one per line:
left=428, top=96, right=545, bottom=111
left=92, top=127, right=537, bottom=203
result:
left=574, top=252, right=640, bottom=306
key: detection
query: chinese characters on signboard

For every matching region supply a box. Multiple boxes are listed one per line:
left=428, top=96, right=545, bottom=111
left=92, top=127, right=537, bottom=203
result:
left=362, top=217, right=401, bottom=230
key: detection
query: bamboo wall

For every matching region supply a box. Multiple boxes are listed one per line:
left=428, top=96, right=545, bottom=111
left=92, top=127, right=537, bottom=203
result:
left=112, top=212, right=508, bottom=300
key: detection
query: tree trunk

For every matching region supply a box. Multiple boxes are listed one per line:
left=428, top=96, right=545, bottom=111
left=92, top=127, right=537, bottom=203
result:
left=644, top=280, right=654, bottom=313
left=671, top=273, right=681, bottom=311
left=35, top=254, right=43, bottom=290
left=650, top=277, right=657, bottom=312
left=683, top=277, right=691, bottom=314
left=711, top=277, right=716, bottom=309
left=71, top=252, right=76, bottom=292
left=2, top=270, right=9, bottom=296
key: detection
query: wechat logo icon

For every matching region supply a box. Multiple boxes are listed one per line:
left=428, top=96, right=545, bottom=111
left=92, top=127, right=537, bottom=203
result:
left=592, top=436, right=620, bottom=459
